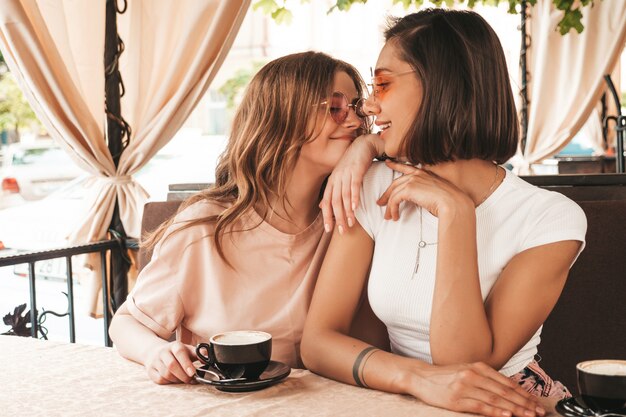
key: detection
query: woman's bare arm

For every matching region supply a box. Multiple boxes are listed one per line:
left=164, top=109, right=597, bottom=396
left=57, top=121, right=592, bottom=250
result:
left=320, top=134, right=384, bottom=233
left=430, top=238, right=581, bottom=369
left=110, top=303, right=196, bottom=384
left=301, top=223, right=543, bottom=417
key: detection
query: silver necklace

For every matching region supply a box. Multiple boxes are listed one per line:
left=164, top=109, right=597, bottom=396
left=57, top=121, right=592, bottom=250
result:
left=475, top=163, right=500, bottom=207
left=412, top=164, right=501, bottom=276
left=413, top=206, right=437, bottom=276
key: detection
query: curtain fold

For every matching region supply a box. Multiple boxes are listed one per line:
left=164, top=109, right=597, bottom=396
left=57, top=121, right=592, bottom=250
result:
left=113, top=0, right=250, bottom=238
left=0, top=0, right=249, bottom=240
left=0, top=0, right=250, bottom=315
left=0, top=1, right=110, bottom=178
left=513, top=0, right=626, bottom=174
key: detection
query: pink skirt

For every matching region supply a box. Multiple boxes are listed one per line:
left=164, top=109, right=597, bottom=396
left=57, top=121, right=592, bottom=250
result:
left=509, top=360, right=571, bottom=399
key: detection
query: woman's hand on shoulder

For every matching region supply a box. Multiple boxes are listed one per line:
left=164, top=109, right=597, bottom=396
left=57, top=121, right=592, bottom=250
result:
left=377, top=161, right=473, bottom=220
left=144, top=341, right=197, bottom=385
left=320, top=134, right=382, bottom=234
left=405, top=361, right=545, bottom=417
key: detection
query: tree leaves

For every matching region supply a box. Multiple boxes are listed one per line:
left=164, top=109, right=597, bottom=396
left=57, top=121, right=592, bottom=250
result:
left=252, top=0, right=599, bottom=34
left=252, top=0, right=279, bottom=14
left=558, top=7, right=584, bottom=34
left=0, top=72, right=40, bottom=134
left=218, top=61, right=267, bottom=109
left=272, top=7, right=293, bottom=24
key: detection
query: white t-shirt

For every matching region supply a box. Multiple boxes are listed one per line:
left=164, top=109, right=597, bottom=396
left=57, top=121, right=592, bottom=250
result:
left=355, top=163, right=587, bottom=376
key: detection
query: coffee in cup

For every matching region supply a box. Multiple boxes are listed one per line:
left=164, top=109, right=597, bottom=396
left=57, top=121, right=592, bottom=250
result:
left=196, top=330, right=272, bottom=380
left=577, top=359, right=626, bottom=410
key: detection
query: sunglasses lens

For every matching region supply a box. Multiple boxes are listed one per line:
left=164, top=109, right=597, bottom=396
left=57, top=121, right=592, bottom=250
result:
left=329, top=92, right=348, bottom=124
left=371, top=76, right=387, bottom=100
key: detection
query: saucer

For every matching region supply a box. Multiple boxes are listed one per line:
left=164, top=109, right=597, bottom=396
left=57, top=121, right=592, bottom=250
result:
left=195, top=361, right=291, bottom=392
left=556, top=396, right=626, bottom=417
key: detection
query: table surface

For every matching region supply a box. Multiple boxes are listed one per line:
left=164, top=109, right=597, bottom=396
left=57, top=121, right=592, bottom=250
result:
left=0, top=336, right=558, bottom=417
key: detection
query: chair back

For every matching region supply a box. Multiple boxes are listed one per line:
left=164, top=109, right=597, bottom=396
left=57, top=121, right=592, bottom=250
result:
left=527, top=177, right=626, bottom=392
left=138, top=201, right=182, bottom=271
left=137, top=178, right=626, bottom=393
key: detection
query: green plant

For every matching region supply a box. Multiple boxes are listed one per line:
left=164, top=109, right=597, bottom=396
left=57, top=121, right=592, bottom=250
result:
left=253, top=0, right=598, bottom=35
left=0, top=49, right=7, bottom=78
left=218, top=61, right=267, bottom=109
left=0, top=72, right=41, bottom=138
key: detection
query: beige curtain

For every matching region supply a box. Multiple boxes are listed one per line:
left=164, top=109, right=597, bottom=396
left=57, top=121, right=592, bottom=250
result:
left=0, top=0, right=249, bottom=239
left=513, top=0, right=626, bottom=173
left=0, top=0, right=250, bottom=315
left=0, top=1, right=110, bottom=181
left=78, top=0, right=250, bottom=242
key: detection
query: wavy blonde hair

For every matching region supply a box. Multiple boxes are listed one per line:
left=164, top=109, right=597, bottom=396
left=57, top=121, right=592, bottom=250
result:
left=143, top=51, right=367, bottom=264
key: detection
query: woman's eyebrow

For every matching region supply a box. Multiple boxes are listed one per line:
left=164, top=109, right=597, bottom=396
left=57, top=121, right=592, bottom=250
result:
left=374, top=67, right=393, bottom=75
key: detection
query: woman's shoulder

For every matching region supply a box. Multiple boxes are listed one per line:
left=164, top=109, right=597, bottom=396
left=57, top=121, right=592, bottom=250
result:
left=502, top=171, right=586, bottom=224
left=173, top=198, right=230, bottom=223
left=362, top=162, right=395, bottom=195
left=159, top=198, right=231, bottom=241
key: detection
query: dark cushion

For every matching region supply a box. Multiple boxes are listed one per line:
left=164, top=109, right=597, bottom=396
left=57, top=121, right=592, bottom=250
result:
left=537, top=199, right=626, bottom=392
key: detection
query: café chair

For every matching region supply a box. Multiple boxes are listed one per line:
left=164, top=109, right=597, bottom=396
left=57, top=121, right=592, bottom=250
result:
left=535, top=198, right=626, bottom=392
left=138, top=200, right=182, bottom=272
left=138, top=177, right=626, bottom=392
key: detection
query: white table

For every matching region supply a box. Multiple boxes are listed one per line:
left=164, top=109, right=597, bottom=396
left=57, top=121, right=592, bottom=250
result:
left=0, top=336, right=557, bottom=417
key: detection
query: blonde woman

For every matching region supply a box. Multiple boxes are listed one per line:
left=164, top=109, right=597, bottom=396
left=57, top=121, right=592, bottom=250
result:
left=109, top=52, right=372, bottom=384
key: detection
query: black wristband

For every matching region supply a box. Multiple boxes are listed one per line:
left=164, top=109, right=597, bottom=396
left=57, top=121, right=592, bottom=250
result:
left=352, top=346, right=378, bottom=388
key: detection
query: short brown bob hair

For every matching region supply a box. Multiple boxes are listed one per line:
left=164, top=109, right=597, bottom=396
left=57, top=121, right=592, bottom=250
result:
left=385, top=9, right=519, bottom=165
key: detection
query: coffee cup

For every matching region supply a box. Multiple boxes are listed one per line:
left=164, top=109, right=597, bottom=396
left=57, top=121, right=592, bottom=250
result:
left=196, top=330, right=272, bottom=380
left=577, top=359, right=626, bottom=411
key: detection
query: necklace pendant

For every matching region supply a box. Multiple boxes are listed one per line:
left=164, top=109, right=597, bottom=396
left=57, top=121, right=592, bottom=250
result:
left=412, top=247, right=421, bottom=277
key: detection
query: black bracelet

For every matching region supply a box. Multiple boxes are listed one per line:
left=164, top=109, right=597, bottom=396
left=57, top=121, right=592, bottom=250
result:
left=352, top=346, right=378, bottom=388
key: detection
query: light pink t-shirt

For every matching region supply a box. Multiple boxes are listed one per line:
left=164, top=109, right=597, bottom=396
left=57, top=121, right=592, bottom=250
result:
left=126, top=200, right=330, bottom=368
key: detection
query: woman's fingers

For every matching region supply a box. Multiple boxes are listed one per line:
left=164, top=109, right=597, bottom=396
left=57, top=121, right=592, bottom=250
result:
left=320, top=183, right=335, bottom=233
left=472, top=362, right=537, bottom=402
left=383, top=182, right=412, bottom=221
left=453, top=396, right=513, bottom=417
left=341, top=171, right=356, bottom=227
left=159, top=349, right=192, bottom=383
left=331, top=178, right=348, bottom=234
left=148, top=367, right=172, bottom=385
left=460, top=385, right=534, bottom=417
left=376, top=171, right=415, bottom=207
left=350, top=174, right=362, bottom=218
left=419, top=362, right=545, bottom=417
left=152, top=360, right=182, bottom=384
left=471, top=363, right=542, bottom=412
left=385, top=160, right=418, bottom=174
left=171, top=342, right=197, bottom=379
left=467, top=363, right=544, bottom=417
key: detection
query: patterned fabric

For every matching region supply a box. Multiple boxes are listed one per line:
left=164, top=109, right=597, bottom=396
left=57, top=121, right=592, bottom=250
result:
left=510, top=359, right=572, bottom=399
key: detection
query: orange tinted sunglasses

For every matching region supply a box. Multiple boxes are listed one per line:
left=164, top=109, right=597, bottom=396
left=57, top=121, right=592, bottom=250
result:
left=369, top=67, right=416, bottom=101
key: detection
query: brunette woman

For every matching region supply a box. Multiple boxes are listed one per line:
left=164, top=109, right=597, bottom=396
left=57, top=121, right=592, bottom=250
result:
left=302, top=10, right=586, bottom=417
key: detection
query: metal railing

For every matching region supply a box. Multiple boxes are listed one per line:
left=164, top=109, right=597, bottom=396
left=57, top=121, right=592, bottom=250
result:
left=0, top=239, right=124, bottom=346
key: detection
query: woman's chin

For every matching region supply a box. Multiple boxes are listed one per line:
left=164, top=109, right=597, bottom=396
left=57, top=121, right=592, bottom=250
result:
left=383, top=148, right=398, bottom=159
